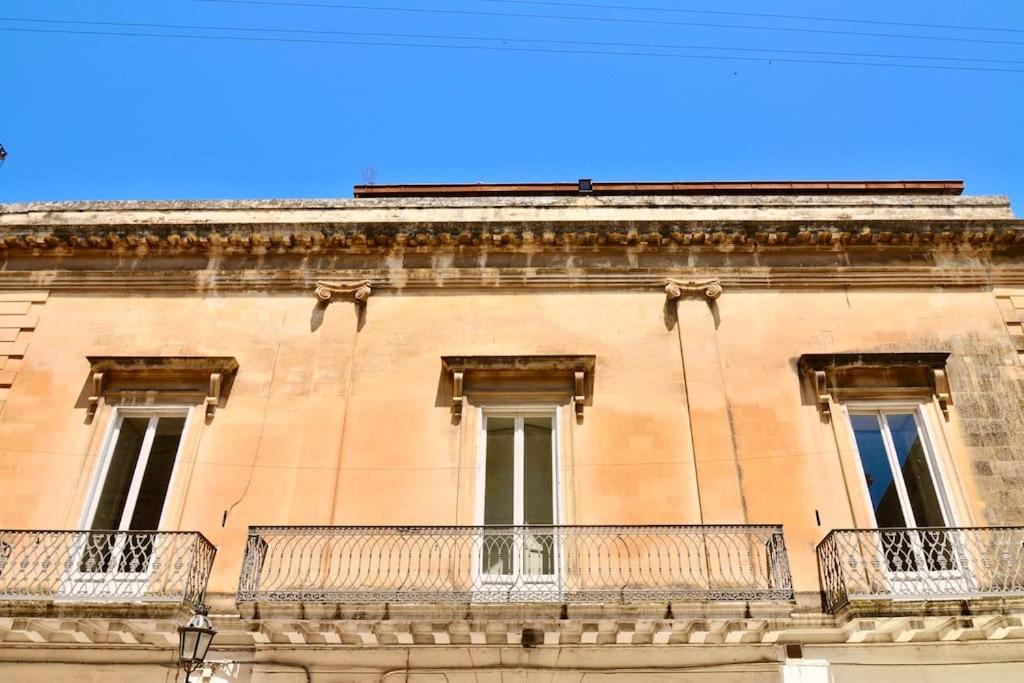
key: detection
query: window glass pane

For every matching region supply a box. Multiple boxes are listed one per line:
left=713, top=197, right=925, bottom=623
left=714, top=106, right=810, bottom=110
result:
left=483, top=417, right=515, bottom=525
left=523, top=416, right=554, bottom=525
left=90, top=417, right=148, bottom=530
left=524, top=415, right=555, bottom=575
left=885, top=413, right=946, bottom=528
left=128, top=417, right=185, bottom=530
left=850, top=414, right=906, bottom=528
left=483, top=417, right=515, bottom=574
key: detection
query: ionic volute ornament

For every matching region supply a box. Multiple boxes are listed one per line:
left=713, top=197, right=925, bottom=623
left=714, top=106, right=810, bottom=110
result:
left=314, top=280, right=372, bottom=303
left=664, top=277, right=723, bottom=301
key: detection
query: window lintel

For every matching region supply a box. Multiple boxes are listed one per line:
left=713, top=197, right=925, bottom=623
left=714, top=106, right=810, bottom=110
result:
left=441, top=354, right=595, bottom=420
left=798, top=352, right=951, bottom=419
left=85, top=355, right=239, bottom=420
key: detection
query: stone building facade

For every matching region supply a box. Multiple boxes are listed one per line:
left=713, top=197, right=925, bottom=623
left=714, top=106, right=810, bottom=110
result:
left=1, top=179, right=1023, bottom=681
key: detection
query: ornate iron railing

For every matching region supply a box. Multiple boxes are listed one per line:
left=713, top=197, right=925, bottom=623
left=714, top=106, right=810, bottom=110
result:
left=0, top=530, right=216, bottom=610
left=817, top=527, right=1024, bottom=612
left=237, top=525, right=792, bottom=603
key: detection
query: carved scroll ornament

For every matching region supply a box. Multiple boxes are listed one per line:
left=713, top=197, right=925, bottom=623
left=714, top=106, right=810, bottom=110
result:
left=315, top=280, right=372, bottom=303
left=665, top=278, right=723, bottom=301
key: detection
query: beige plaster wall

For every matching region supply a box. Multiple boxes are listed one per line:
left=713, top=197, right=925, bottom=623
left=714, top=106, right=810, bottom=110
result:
left=0, top=287, right=1018, bottom=595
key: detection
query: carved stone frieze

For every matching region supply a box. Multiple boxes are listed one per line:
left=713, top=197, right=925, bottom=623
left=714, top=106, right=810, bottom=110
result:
left=0, top=222, right=1023, bottom=256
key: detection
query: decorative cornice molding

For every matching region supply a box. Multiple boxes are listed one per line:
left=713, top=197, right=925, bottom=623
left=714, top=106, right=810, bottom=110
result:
left=0, top=267, right=1021, bottom=293
left=1, top=221, right=1023, bottom=256
left=665, top=278, right=723, bottom=301
left=3, top=611, right=1023, bottom=649
left=314, top=279, right=372, bottom=303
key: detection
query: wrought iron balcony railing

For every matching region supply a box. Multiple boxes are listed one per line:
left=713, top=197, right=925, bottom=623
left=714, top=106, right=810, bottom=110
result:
left=817, top=527, right=1024, bottom=612
left=0, top=530, right=216, bottom=611
left=237, top=525, right=792, bottom=604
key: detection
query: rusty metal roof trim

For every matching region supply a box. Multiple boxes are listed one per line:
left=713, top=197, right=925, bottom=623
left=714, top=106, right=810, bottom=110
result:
left=354, top=180, right=965, bottom=198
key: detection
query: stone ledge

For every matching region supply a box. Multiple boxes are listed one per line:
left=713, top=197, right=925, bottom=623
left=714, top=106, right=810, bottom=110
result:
left=0, top=266, right=1020, bottom=294
left=0, top=193, right=1011, bottom=215
left=3, top=612, right=1021, bottom=648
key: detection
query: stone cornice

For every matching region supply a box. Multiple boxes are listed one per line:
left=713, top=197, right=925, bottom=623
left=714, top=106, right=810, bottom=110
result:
left=0, top=193, right=1011, bottom=214
left=1, top=266, right=1023, bottom=293
left=2, top=611, right=1023, bottom=650
left=0, top=220, right=1023, bottom=256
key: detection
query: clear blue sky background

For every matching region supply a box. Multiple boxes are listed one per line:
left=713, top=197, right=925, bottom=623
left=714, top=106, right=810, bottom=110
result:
left=1, top=1, right=1022, bottom=202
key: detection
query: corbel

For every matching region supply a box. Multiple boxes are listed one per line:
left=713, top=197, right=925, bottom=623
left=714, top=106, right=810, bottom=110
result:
left=574, top=370, right=586, bottom=419
left=812, top=369, right=830, bottom=418
left=932, top=367, right=951, bottom=419
left=314, top=280, right=372, bottom=303
left=205, top=372, right=223, bottom=419
left=452, top=370, right=464, bottom=419
left=664, top=277, right=723, bottom=301
left=87, top=371, right=105, bottom=420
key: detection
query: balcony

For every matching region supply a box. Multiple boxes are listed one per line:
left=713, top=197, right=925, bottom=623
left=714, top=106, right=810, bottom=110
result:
left=817, top=527, right=1024, bottom=612
left=237, top=524, right=793, bottom=605
left=0, top=530, right=216, bottom=611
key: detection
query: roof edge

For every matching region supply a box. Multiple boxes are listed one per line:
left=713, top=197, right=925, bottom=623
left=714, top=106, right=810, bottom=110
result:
left=353, top=180, right=965, bottom=198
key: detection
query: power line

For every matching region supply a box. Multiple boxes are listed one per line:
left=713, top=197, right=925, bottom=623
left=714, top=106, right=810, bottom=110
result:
left=5, top=25, right=1023, bottom=74
left=189, top=0, right=1024, bottom=47
left=5, top=16, right=1023, bottom=66
left=480, top=0, right=1024, bottom=35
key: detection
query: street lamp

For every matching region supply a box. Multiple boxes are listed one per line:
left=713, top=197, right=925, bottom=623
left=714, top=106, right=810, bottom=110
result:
left=178, top=607, right=216, bottom=682
left=0, top=143, right=7, bottom=167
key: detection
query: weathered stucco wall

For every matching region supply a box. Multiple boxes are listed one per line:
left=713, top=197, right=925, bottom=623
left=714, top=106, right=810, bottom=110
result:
left=0, top=285, right=1020, bottom=595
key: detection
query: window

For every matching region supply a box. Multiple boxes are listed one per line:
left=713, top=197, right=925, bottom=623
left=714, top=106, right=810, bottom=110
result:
left=479, top=410, right=558, bottom=579
left=81, top=410, right=188, bottom=573
left=848, top=406, right=955, bottom=572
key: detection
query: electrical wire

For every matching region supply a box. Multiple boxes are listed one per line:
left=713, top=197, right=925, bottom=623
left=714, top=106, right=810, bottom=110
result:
left=480, top=0, right=1024, bottom=35
left=189, top=0, right=1024, bottom=47
left=4, top=16, right=1022, bottom=66
left=4, top=26, right=1024, bottom=74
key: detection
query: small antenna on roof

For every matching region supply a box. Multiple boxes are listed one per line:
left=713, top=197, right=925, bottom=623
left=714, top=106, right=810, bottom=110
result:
left=361, top=164, right=378, bottom=186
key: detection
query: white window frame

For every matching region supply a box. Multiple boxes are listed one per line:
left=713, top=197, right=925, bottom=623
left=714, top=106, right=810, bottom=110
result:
left=67, top=406, right=193, bottom=595
left=844, top=401, right=956, bottom=530
left=474, top=406, right=562, bottom=591
left=80, top=406, right=193, bottom=533
left=843, top=400, right=968, bottom=587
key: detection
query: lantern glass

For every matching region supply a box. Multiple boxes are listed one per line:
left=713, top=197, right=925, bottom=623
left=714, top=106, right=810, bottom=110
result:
left=195, top=628, right=214, bottom=661
left=179, top=628, right=199, bottom=661
left=178, top=611, right=215, bottom=667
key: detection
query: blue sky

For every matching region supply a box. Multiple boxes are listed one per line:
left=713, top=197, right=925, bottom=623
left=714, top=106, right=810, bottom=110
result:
left=1, top=1, right=1022, bottom=203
